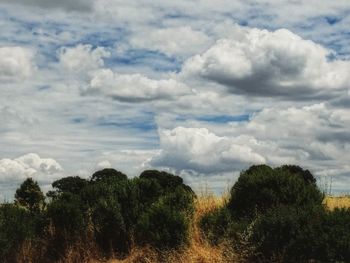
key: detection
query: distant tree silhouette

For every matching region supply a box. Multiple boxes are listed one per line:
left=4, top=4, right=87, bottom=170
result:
left=15, top=178, right=45, bottom=212
left=91, top=168, right=127, bottom=183
left=47, top=176, right=88, bottom=199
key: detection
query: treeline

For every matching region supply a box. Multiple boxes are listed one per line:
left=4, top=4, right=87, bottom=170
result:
left=0, top=165, right=350, bottom=262
left=0, top=169, right=195, bottom=262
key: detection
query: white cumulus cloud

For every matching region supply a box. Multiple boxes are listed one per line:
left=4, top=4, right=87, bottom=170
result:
left=59, top=44, right=110, bottom=74
left=182, top=28, right=350, bottom=99
left=0, top=153, right=63, bottom=183
left=150, top=127, right=265, bottom=174
left=86, top=69, right=191, bottom=102
left=0, top=46, right=35, bottom=81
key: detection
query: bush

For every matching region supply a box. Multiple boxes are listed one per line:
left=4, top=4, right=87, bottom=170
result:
left=136, top=201, right=190, bottom=250
left=139, top=170, right=195, bottom=196
left=14, top=178, right=45, bottom=213
left=200, top=207, right=232, bottom=245
left=245, top=205, right=325, bottom=263
left=47, top=193, right=88, bottom=237
left=276, top=165, right=316, bottom=185
left=91, top=168, right=127, bottom=183
left=47, top=176, right=88, bottom=199
left=91, top=196, right=130, bottom=256
left=228, top=165, right=323, bottom=220
left=2, top=169, right=195, bottom=260
left=0, top=204, right=39, bottom=262
left=316, top=208, right=350, bottom=262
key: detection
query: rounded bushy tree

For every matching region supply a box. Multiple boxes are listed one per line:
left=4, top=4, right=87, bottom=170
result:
left=91, top=168, right=127, bottom=183
left=15, top=178, right=45, bottom=213
left=228, top=165, right=323, bottom=220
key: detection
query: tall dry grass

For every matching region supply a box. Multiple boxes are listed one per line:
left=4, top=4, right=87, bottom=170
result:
left=17, top=193, right=350, bottom=263
left=109, top=188, right=235, bottom=263
left=324, top=195, right=350, bottom=210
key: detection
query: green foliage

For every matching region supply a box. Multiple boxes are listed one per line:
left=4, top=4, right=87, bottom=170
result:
left=0, top=204, right=39, bottom=261
left=277, top=165, right=316, bottom=185
left=47, top=176, right=88, bottom=199
left=135, top=180, right=195, bottom=250
left=136, top=201, right=190, bottom=250
left=91, top=168, right=127, bottom=183
left=316, top=208, right=350, bottom=262
left=91, top=196, right=130, bottom=255
left=82, top=169, right=195, bottom=253
left=228, top=165, right=323, bottom=220
left=246, top=205, right=325, bottom=263
left=200, top=207, right=232, bottom=245
left=46, top=193, right=88, bottom=240
left=2, top=168, right=195, bottom=259
left=140, top=170, right=196, bottom=196
left=14, top=178, right=45, bottom=212
left=200, top=164, right=350, bottom=263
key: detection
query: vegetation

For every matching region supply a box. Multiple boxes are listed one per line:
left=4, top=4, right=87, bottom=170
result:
left=0, top=165, right=350, bottom=262
left=200, top=164, right=350, bottom=263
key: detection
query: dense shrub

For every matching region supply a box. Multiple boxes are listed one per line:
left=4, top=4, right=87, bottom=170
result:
left=228, top=165, right=324, bottom=220
left=277, top=165, right=316, bottom=185
left=316, top=208, right=350, bottom=262
left=47, top=176, right=88, bottom=199
left=2, top=168, right=194, bottom=260
left=91, top=196, right=130, bottom=255
left=0, top=204, right=39, bottom=262
left=140, top=170, right=195, bottom=196
left=200, top=207, right=232, bottom=245
left=91, top=168, right=127, bottom=183
left=46, top=193, right=88, bottom=241
left=15, top=178, right=45, bottom=213
left=136, top=201, right=190, bottom=250
left=82, top=169, right=195, bottom=253
left=245, top=205, right=325, bottom=263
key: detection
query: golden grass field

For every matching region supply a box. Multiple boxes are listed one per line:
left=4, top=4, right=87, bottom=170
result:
left=104, top=194, right=350, bottom=263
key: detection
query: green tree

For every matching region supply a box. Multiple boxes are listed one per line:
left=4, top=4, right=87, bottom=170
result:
left=228, top=165, right=323, bottom=220
left=15, top=178, right=45, bottom=212
left=47, top=176, right=88, bottom=199
left=91, top=168, right=127, bottom=183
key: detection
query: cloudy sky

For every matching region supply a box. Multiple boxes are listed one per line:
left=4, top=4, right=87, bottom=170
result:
left=0, top=0, right=350, bottom=199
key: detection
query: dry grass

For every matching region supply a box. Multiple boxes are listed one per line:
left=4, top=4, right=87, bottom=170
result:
left=18, top=192, right=350, bottom=263
left=324, top=195, right=350, bottom=210
left=108, top=190, right=235, bottom=263
left=109, top=194, right=350, bottom=263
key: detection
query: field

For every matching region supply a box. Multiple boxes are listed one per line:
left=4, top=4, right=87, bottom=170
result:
left=105, top=194, right=350, bottom=263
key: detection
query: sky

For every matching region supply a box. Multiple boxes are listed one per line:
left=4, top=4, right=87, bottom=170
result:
left=0, top=0, right=350, bottom=199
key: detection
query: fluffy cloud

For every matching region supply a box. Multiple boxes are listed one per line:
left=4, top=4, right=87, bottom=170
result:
left=86, top=69, right=191, bottom=102
left=129, top=26, right=210, bottom=57
left=182, top=28, right=350, bottom=99
left=0, top=46, right=35, bottom=81
left=59, top=44, right=110, bottom=74
left=0, top=153, right=62, bottom=183
left=151, top=127, right=265, bottom=174
left=225, top=103, right=350, bottom=178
